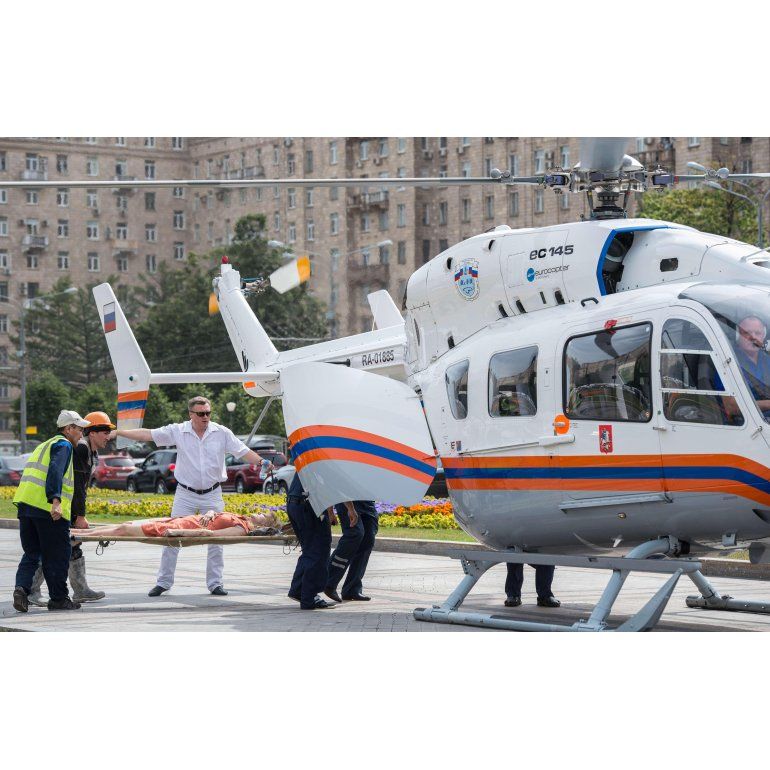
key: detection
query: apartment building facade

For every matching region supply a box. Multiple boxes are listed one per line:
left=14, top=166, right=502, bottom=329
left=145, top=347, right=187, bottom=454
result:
left=1, top=135, right=768, bottom=440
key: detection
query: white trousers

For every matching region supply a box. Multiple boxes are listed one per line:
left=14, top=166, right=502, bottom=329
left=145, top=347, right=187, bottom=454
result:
left=156, top=486, right=225, bottom=591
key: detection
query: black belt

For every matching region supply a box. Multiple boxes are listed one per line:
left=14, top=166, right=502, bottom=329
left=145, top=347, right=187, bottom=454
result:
left=287, top=494, right=309, bottom=504
left=177, top=481, right=221, bottom=495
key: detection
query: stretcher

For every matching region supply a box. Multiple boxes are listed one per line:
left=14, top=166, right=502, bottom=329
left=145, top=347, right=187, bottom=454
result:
left=75, top=526, right=296, bottom=550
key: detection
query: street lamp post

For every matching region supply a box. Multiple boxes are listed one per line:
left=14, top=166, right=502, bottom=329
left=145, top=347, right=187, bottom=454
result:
left=6, top=287, right=78, bottom=453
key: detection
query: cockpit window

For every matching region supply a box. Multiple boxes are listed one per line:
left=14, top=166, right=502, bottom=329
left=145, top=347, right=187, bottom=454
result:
left=679, top=284, right=770, bottom=422
left=564, top=323, right=652, bottom=422
left=660, top=317, right=744, bottom=426
left=445, top=360, right=469, bottom=420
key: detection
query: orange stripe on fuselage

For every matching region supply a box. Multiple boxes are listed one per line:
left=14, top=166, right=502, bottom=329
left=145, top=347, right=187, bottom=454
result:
left=294, top=447, right=434, bottom=484
left=118, top=390, right=149, bottom=402
left=289, top=424, right=435, bottom=465
left=117, top=408, right=146, bottom=420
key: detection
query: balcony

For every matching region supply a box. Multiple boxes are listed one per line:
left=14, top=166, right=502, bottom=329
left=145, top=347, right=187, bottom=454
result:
left=113, top=174, right=136, bottom=182
left=22, top=235, right=49, bottom=251
left=20, top=169, right=48, bottom=182
left=109, top=239, right=139, bottom=255
left=347, top=191, right=390, bottom=210
left=347, top=261, right=390, bottom=285
left=634, top=146, right=675, bottom=170
left=226, top=166, right=266, bottom=179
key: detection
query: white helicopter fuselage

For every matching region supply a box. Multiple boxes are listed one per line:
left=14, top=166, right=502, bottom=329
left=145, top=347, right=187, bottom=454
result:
left=404, top=218, right=770, bottom=554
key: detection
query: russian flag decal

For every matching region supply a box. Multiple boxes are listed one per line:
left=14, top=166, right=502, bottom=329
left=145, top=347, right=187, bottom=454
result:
left=103, top=302, right=116, bottom=333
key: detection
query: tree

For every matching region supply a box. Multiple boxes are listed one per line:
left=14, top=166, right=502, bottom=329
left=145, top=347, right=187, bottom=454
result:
left=13, top=370, right=72, bottom=438
left=212, top=384, right=285, bottom=437
left=636, top=187, right=757, bottom=243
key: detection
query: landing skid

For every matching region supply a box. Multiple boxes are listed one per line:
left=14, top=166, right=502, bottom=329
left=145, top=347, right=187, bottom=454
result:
left=414, top=538, right=727, bottom=632
left=685, top=569, right=770, bottom=614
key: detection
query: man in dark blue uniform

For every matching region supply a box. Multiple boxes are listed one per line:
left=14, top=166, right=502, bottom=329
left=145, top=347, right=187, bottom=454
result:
left=324, top=500, right=379, bottom=602
left=504, top=563, right=560, bottom=608
left=286, top=469, right=337, bottom=610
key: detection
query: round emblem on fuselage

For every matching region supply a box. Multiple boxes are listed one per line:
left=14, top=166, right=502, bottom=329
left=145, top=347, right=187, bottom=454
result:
left=454, top=259, right=480, bottom=300
left=526, top=267, right=536, bottom=282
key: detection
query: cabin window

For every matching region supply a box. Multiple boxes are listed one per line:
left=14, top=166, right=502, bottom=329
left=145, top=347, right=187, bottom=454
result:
left=489, top=347, right=537, bottom=417
left=445, top=360, right=469, bottom=420
left=564, top=323, right=652, bottom=422
left=660, top=318, right=744, bottom=426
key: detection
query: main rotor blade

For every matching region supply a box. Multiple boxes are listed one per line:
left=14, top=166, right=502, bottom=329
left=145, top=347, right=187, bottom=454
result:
left=579, top=138, right=632, bottom=173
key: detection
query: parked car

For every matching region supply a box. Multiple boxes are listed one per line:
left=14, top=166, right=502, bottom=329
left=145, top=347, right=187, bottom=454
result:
left=90, top=454, right=138, bottom=490
left=223, top=450, right=288, bottom=493
left=0, top=456, right=25, bottom=486
left=125, top=449, right=178, bottom=494
left=262, top=464, right=295, bottom=495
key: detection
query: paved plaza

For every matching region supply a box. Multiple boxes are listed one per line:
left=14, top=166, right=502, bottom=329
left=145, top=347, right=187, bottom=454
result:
left=2, top=530, right=770, bottom=631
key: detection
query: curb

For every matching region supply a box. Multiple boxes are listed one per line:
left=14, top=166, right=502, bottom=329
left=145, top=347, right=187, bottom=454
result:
left=3, top=518, right=769, bottom=581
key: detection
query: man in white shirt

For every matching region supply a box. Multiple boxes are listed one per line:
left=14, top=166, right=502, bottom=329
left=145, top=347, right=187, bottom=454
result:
left=112, top=396, right=272, bottom=596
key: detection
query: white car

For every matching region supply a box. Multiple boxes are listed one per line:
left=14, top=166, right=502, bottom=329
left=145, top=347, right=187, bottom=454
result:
left=261, top=464, right=295, bottom=495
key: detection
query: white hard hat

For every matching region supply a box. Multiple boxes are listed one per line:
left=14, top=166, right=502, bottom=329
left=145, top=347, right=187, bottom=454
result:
left=56, top=409, right=91, bottom=428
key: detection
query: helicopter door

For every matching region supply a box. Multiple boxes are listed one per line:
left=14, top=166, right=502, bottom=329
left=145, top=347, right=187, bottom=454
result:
left=556, top=319, right=664, bottom=508
left=280, top=362, right=437, bottom=515
left=655, top=310, right=752, bottom=504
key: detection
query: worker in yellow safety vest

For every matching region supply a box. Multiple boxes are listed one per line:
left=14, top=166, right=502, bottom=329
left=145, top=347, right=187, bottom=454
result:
left=12, top=409, right=91, bottom=613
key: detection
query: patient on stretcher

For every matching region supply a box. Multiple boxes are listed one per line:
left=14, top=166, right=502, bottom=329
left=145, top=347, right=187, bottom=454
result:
left=71, top=511, right=280, bottom=539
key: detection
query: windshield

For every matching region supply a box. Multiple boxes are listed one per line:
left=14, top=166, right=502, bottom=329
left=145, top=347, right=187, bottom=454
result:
left=680, top=283, right=770, bottom=421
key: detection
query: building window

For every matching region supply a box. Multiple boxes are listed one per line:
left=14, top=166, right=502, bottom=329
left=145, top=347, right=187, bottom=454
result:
left=509, top=191, right=519, bottom=217
left=439, top=238, right=448, bottom=252
left=462, top=161, right=471, bottom=178
left=145, top=224, right=156, bottom=242
left=146, top=254, right=157, bottom=273
left=57, top=251, right=69, bottom=270
left=86, top=156, right=98, bottom=176
left=116, top=255, right=128, bottom=272
left=288, top=188, right=296, bottom=209
left=116, top=222, right=128, bottom=240
left=534, top=149, right=545, bottom=174
left=86, top=221, right=99, bottom=239
left=193, top=223, right=200, bottom=242
left=26, top=253, right=38, bottom=269
left=144, top=192, right=156, bottom=211
left=361, top=213, right=371, bottom=233
left=397, top=204, right=406, bottom=227
left=144, top=160, right=155, bottom=179
left=560, top=145, right=570, bottom=169
left=397, top=241, right=406, bottom=265
left=397, top=138, right=407, bottom=153
left=86, top=190, right=98, bottom=208
left=378, top=210, right=388, bottom=230
left=26, top=154, right=39, bottom=172
left=115, top=158, right=128, bottom=177
left=0, top=152, right=5, bottom=171
left=0, top=219, right=7, bottom=237
left=56, top=154, right=68, bottom=173
left=397, top=167, right=406, bottom=178
left=485, top=195, right=494, bottom=219
left=273, top=212, right=281, bottom=231
left=330, top=212, right=339, bottom=235
left=305, top=188, right=314, bottom=207
left=0, top=281, right=7, bottom=300
left=484, top=158, right=493, bottom=177
left=560, top=192, right=570, bottom=210
left=305, top=150, right=314, bottom=173
left=173, top=211, right=185, bottom=229
left=87, top=253, right=100, bottom=272
left=439, top=201, right=448, bottom=226
left=288, top=223, right=297, bottom=243
left=116, top=194, right=128, bottom=212
left=57, top=219, right=69, bottom=238
left=207, top=222, right=214, bottom=241
left=379, top=138, right=389, bottom=157
left=461, top=198, right=471, bottom=222
left=360, top=141, right=369, bottom=161
left=422, top=240, right=431, bottom=263
left=57, top=189, right=68, bottom=207
left=379, top=243, right=390, bottom=264
left=287, top=154, right=296, bottom=175
left=173, top=186, right=184, bottom=198
left=0, top=315, right=7, bottom=333
left=84, top=137, right=97, bottom=144
left=535, top=189, right=544, bottom=214
left=742, top=159, right=753, bottom=174
left=307, top=220, right=315, bottom=241
left=688, top=138, right=700, bottom=147
left=172, top=137, right=184, bottom=150
left=509, top=154, right=519, bottom=175
left=144, top=137, right=156, bottom=148
left=115, top=137, right=126, bottom=146
left=421, top=204, right=430, bottom=226
left=329, top=141, right=338, bottom=165
left=330, top=186, right=339, bottom=201
left=26, top=190, right=39, bottom=205
left=361, top=249, right=371, bottom=267
left=0, top=189, right=6, bottom=204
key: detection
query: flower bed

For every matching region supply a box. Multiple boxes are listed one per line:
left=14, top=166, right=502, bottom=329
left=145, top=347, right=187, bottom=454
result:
left=0, top=485, right=459, bottom=528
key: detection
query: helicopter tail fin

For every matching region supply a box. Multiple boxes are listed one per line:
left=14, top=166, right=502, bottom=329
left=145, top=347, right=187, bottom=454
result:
left=92, top=283, right=151, bottom=435
left=214, top=260, right=278, bottom=371
left=367, top=289, right=403, bottom=329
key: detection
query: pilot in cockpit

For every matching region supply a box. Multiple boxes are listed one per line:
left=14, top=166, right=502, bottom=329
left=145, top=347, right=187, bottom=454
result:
left=735, top=314, right=770, bottom=415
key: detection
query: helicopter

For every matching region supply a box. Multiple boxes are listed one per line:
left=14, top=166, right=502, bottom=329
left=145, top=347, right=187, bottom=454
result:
left=14, top=137, right=770, bottom=630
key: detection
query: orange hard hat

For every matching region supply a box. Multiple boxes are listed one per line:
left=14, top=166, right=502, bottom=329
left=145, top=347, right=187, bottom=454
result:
left=83, top=411, right=116, bottom=429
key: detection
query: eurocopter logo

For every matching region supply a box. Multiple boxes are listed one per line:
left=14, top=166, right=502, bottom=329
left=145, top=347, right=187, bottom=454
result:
left=527, top=264, right=570, bottom=282
left=454, top=259, right=480, bottom=300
